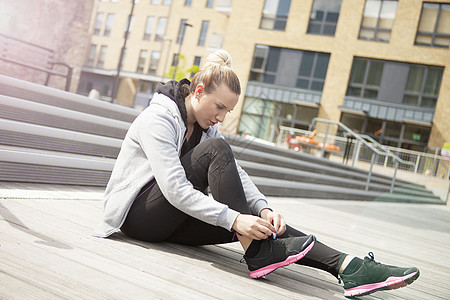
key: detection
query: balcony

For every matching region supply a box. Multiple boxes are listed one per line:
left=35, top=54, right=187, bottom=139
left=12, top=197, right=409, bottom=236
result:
left=340, top=96, right=434, bottom=124
left=245, top=81, right=321, bottom=106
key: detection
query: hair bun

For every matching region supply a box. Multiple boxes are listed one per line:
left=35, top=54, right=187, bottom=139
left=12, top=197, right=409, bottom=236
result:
left=204, top=49, right=232, bottom=68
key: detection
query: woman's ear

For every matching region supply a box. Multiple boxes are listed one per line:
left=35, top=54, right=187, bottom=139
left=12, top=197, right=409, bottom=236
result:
left=195, top=84, right=205, bottom=98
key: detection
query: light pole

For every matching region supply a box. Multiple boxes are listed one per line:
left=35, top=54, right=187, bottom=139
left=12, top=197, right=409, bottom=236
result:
left=160, top=37, right=172, bottom=82
left=172, top=22, right=192, bottom=79
left=111, top=0, right=135, bottom=103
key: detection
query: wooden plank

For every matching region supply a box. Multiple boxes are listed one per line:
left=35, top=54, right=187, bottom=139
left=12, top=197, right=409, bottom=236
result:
left=268, top=198, right=450, bottom=299
left=1, top=187, right=450, bottom=299
left=0, top=199, right=325, bottom=299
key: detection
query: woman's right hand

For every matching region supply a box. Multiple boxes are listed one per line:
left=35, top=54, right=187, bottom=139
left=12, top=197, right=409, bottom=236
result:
left=232, top=214, right=276, bottom=240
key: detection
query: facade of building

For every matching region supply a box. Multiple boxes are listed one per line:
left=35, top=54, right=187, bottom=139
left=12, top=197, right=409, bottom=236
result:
left=79, top=0, right=449, bottom=152
left=0, top=0, right=95, bottom=92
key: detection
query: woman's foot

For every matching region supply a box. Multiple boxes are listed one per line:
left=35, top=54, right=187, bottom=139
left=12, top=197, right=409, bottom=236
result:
left=339, top=252, right=420, bottom=297
left=243, top=235, right=315, bottom=278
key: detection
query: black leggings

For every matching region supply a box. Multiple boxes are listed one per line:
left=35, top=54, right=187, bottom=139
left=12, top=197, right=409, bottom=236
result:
left=121, top=138, right=342, bottom=278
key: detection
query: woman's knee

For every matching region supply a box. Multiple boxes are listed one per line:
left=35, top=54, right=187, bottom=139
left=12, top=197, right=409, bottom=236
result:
left=206, top=138, right=233, bottom=156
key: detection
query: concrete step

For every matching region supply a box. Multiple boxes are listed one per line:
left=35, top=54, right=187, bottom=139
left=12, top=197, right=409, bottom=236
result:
left=250, top=176, right=444, bottom=204
left=390, top=185, right=440, bottom=199
left=232, top=145, right=410, bottom=189
left=0, top=74, right=139, bottom=122
left=0, top=145, right=113, bottom=186
left=226, top=135, right=440, bottom=202
left=237, top=160, right=388, bottom=192
left=225, top=133, right=410, bottom=183
left=237, top=160, right=440, bottom=200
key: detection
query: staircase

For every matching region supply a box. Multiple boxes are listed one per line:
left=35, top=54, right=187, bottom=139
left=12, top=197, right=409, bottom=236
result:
left=0, top=75, right=443, bottom=204
left=223, top=134, right=443, bottom=204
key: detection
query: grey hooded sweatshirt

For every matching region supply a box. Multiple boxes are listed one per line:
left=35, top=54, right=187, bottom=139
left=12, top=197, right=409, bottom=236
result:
left=94, top=79, right=270, bottom=238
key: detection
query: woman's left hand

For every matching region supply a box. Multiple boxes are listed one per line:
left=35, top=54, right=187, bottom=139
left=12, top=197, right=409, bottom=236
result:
left=260, top=208, right=286, bottom=237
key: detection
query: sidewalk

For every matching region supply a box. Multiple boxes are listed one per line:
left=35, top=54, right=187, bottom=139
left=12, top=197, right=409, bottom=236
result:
left=1, top=182, right=450, bottom=299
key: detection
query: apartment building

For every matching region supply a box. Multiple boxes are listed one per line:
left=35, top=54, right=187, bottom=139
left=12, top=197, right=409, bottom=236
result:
left=78, top=0, right=449, bottom=152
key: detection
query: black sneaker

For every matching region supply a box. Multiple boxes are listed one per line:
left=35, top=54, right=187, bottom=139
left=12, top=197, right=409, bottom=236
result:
left=340, top=252, right=420, bottom=297
left=243, top=235, right=315, bottom=278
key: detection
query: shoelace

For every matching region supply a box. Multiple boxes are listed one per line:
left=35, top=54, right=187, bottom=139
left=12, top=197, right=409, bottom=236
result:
left=337, top=251, right=378, bottom=284
left=366, top=251, right=382, bottom=267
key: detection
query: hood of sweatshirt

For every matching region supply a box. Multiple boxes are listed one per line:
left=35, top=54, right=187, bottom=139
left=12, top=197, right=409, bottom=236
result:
left=155, top=78, right=190, bottom=128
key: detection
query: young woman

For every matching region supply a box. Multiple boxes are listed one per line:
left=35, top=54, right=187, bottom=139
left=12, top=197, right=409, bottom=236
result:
left=94, top=50, right=419, bottom=297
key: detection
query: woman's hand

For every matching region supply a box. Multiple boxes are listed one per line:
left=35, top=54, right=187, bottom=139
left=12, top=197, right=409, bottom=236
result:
left=232, top=214, right=276, bottom=240
left=260, top=208, right=286, bottom=237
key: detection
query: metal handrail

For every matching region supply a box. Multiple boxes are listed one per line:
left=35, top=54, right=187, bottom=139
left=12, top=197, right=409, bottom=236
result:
left=358, top=134, right=415, bottom=167
left=310, top=118, right=407, bottom=193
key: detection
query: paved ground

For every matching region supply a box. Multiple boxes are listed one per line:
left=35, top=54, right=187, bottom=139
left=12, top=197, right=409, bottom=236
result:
left=1, top=182, right=450, bottom=299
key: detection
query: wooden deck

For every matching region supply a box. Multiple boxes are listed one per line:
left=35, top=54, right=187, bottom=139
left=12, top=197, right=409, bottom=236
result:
left=1, top=182, right=449, bottom=299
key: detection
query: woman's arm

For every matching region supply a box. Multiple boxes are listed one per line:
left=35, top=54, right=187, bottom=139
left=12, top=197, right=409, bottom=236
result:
left=137, top=104, right=239, bottom=231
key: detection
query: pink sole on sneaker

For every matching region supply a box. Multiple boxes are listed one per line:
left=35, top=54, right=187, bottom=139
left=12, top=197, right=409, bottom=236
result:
left=249, top=240, right=315, bottom=278
left=344, top=271, right=419, bottom=297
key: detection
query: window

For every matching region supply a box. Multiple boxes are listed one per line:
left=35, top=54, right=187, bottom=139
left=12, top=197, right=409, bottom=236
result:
left=163, top=0, right=171, bottom=4
left=260, top=0, right=292, bottom=31
left=137, top=50, right=148, bottom=73
left=296, top=52, right=330, bottom=91
left=143, top=16, right=155, bottom=40
left=307, top=0, right=341, bottom=36
left=249, top=45, right=269, bottom=81
left=94, top=13, right=104, bottom=35
left=403, top=65, right=443, bottom=108
left=86, top=81, right=93, bottom=93
left=87, top=45, right=97, bottom=67
left=151, top=0, right=160, bottom=4
left=185, top=0, right=192, bottom=6
left=148, top=51, right=160, bottom=74
left=97, top=46, right=107, bottom=68
left=359, top=0, right=398, bottom=42
left=238, top=97, right=274, bottom=139
left=193, top=56, right=202, bottom=66
left=198, top=21, right=209, bottom=46
left=251, top=45, right=269, bottom=70
left=172, top=53, right=179, bottom=66
left=176, top=19, right=189, bottom=44
left=191, top=56, right=202, bottom=76
left=124, top=15, right=135, bottom=33
left=249, top=45, right=279, bottom=83
left=346, top=57, right=444, bottom=108
left=415, top=3, right=450, bottom=48
left=238, top=98, right=316, bottom=141
left=206, top=0, right=214, bottom=8
left=346, top=58, right=384, bottom=99
left=249, top=45, right=330, bottom=92
left=104, top=14, right=114, bottom=36
left=155, top=17, right=168, bottom=41
left=102, top=84, right=111, bottom=97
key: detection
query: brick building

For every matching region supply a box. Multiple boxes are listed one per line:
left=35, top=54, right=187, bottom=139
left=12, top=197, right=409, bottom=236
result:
left=79, top=0, right=449, bottom=152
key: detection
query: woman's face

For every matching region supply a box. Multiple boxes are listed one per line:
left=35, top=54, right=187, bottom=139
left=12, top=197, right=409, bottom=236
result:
left=192, top=83, right=239, bottom=129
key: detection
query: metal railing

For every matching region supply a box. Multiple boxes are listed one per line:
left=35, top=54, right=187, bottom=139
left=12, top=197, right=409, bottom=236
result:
left=277, top=118, right=418, bottom=193
left=277, top=125, right=450, bottom=181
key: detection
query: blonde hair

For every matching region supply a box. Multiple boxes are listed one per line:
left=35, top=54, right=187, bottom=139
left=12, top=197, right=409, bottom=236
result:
left=190, top=50, right=241, bottom=95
